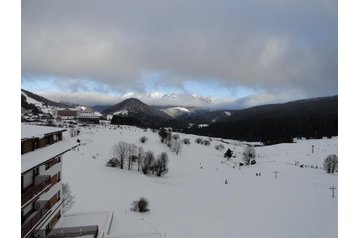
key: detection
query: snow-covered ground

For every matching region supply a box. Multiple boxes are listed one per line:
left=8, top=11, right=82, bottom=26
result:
left=62, top=125, right=337, bottom=238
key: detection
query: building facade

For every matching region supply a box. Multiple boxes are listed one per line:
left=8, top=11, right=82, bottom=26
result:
left=21, top=125, right=76, bottom=238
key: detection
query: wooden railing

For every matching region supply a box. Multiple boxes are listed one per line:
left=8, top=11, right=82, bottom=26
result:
left=44, top=225, right=99, bottom=238
left=21, top=200, right=51, bottom=238
left=22, top=176, right=51, bottom=207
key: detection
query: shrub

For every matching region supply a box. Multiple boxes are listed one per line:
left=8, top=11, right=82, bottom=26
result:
left=183, top=138, right=191, bottom=144
left=242, top=146, right=256, bottom=165
left=323, top=154, right=338, bottom=174
left=201, top=140, right=210, bottom=146
left=195, top=138, right=203, bottom=144
left=215, top=144, right=225, bottom=151
left=131, top=197, right=150, bottom=213
left=224, top=148, right=233, bottom=158
left=172, top=134, right=180, bottom=140
left=139, top=136, right=148, bottom=143
left=106, top=158, right=120, bottom=167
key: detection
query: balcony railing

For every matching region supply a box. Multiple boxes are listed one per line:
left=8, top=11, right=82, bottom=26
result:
left=22, top=175, right=51, bottom=207
left=39, top=225, right=99, bottom=238
left=22, top=200, right=51, bottom=238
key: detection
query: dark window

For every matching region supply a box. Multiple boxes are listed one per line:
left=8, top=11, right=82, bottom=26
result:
left=57, top=172, right=61, bottom=182
left=33, top=167, right=39, bottom=177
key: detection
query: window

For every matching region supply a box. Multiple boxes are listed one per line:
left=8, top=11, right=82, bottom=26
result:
left=33, top=167, right=39, bottom=177
left=57, top=191, right=61, bottom=201
left=57, top=156, right=61, bottom=163
left=57, top=172, right=61, bottom=182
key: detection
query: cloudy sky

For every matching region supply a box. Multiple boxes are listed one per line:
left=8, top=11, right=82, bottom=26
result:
left=21, top=0, right=337, bottom=107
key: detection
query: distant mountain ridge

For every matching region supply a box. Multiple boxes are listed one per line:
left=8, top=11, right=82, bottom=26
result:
left=183, top=95, right=338, bottom=142
left=22, top=89, right=68, bottom=108
left=20, top=89, right=338, bottom=142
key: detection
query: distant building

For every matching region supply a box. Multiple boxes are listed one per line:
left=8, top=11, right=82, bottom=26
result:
left=78, top=112, right=100, bottom=124
left=21, top=124, right=99, bottom=238
left=22, top=107, right=33, bottom=115
left=55, top=108, right=81, bottom=119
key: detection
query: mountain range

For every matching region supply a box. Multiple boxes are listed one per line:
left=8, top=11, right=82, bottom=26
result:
left=21, top=88, right=338, bottom=142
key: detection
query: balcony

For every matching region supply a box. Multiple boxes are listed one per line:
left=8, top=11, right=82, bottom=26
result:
left=37, top=225, right=99, bottom=238
left=22, top=175, right=51, bottom=208
left=22, top=200, right=51, bottom=238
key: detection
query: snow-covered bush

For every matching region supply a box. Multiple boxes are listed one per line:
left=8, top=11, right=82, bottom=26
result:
left=215, top=144, right=225, bottom=151
left=195, top=138, right=203, bottom=144
left=139, top=136, right=148, bottom=143
left=131, top=197, right=150, bottom=213
left=201, top=140, right=211, bottom=146
left=242, top=146, right=256, bottom=165
left=106, top=158, right=120, bottom=167
left=183, top=138, right=191, bottom=144
left=323, top=154, right=338, bottom=174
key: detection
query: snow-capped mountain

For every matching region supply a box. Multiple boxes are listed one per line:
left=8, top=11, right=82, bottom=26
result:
left=102, top=98, right=168, bottom=118
left=162, top=107, right=191, bottom=118
left=117, top=92, right=214, bottom=107
left=21, top=89, right=97, bottom=115
left=21, top=89, right=64, bottom=114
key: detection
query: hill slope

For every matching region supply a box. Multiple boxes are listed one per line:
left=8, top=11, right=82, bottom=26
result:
left=62, top=124, right=338, bottom=238
left=183, top=95, right=338, bottom=142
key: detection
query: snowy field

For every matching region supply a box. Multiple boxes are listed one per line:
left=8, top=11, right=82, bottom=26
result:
left=62, top=125, right=338, bottom=238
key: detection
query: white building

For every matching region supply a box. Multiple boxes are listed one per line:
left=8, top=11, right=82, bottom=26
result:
left=21, top=124, right=98, bottom=238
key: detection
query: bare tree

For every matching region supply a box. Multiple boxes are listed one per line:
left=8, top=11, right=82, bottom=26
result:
left=127, top=144, right=138, bottom=170
left=242, top=146, right=256, bottom=165
left=323, top=154, right=338, bottom=174
left=155, top=152, right=169, bottom=177
left=137, top=146, right=145, bottom=172
left=62, top=182, right=75, bottom=213
left=142, top=150, right=155, bottom=174
left=112, top=142, right=129, bottom=169
left=170, top=134, right=181, bottom=154
left=158, top=128, right=171, bottom=144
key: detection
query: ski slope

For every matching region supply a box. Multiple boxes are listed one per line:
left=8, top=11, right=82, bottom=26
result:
left=62, top=125, right=338, bottom=238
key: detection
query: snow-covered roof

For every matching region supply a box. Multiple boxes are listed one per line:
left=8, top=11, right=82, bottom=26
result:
left=79, top=112, right=101, bottom=118
left=22, top=124, right=66, bottom=140
left=21, top=138, right=78, bottom=173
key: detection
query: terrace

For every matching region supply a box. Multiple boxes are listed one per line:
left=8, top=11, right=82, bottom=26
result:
left=22, top=200, right=51, bottom=238
left=22, top=175, right=51, bottom=208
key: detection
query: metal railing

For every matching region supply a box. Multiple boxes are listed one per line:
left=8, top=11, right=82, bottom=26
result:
left=22, top=176, right=51, bottom=207
left=21, top=200, right=51, bottom=238
left=44, top=225, right=99, bottom=238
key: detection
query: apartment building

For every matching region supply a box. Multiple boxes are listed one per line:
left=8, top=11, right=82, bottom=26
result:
left=21, top=124, right=79, bottom=238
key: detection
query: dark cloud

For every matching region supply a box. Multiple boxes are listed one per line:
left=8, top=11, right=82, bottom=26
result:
left=22, top=0, right=337, bottom=100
